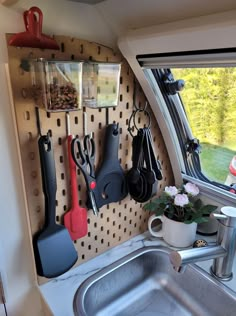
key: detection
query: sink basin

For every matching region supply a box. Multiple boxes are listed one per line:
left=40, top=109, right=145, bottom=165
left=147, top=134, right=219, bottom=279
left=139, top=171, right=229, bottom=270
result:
left=73, top=246, right=236, bottom=316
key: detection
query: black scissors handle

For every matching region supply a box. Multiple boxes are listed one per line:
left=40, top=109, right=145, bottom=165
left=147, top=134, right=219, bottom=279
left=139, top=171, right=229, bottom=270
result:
left=71, top=138, right=87, bottom=172
left=71, top=137, right=98, bottom=216
left=83, top=135, right=96, bottom=178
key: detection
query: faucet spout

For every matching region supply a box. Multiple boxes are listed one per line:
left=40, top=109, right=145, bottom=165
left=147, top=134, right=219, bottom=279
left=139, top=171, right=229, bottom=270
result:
left=170, top=246, right=227, bottom=271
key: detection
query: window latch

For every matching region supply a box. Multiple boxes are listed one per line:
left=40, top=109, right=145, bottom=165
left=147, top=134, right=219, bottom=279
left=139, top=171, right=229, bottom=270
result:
left=163, top=72, right=185, bottom=95
left=186, top=138, right=201, bottom=154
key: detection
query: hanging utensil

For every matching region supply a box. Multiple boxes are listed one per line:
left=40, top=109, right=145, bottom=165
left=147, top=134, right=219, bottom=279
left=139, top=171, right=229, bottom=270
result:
left=33, top=134, right=78, bottom=278
left=92, top=123, right=128, bottom=208
left=64, top=113, right=88, bottom=241
left=71, top=136, right=99, bottom=216
left=9, top=6, right=59, bottom=50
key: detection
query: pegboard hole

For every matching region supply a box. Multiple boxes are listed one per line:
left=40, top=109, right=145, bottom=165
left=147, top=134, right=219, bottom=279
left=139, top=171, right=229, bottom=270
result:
left=28, top=132, right=33, bottom=141
left=29, top=152, right=35, bottom=160
left=57, top=118, right=61, bottom=127
left=120, top=77, right=123, bottom=84
left=47, top=112, right=51, bottom=118
left=107, top=230, right=110, bottom=235
left=126, top=102, right=129, bottom=109
left=82, top=254, right=85, bottom=260
left=62, top=189, right=66, bottom=196
left=120, top=94, right=123, bottom=102
left=61, top=173, right=64, bottom=180
left=56, top=216, right=60, bottom=222
left=33, top=189, right=39, bottom=196
left=81, top=241, right=84, bottom=247
left=94, top=235, right=97, bottom=240
left=75, top=116, right=78, bottom=124
left=24, top=111, right=30, bottom=120
left=58, top=137, right=62, bottom=145
left=31, top=171, right=37, bottom=178
left=61, top=42, right=65, bottom=52
left=63, top=205, right=67, bottom=211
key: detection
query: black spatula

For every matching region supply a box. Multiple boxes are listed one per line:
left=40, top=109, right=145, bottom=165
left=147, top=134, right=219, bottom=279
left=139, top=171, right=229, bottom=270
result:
left=33, top=135, right=78, bottom=278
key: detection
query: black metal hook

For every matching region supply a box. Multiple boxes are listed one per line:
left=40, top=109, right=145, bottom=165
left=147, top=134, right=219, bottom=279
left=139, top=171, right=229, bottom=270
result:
left=128, top=107, right=151, bottom=137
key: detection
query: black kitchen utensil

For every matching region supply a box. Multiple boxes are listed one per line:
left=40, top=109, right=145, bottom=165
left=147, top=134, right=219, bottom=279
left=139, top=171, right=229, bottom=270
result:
left=33, top=134, right=78, bottom=278
left=71, top=135, right=99, bottom=216
left=93, top=123, right=128, bottom=208
left=127, top=127, right=162, bottom=202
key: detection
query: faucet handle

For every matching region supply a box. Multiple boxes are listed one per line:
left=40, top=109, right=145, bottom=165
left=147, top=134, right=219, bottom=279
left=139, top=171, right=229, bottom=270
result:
left=211, top=206, right=236, bottom=227
left=210, top=213, right=228, bottom=220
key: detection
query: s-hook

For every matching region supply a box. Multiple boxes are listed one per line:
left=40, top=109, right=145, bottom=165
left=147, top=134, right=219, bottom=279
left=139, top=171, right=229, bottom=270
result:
left=128, top=102, right=151, bottom=137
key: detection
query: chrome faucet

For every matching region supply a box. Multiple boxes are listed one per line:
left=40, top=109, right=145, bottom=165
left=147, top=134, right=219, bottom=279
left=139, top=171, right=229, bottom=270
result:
left=169, top=206, right=236, bottom=281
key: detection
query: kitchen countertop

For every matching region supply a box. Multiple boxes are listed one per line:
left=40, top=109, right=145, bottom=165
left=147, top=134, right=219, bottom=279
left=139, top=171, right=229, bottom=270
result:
left=39, top=232, right=236, bottom=316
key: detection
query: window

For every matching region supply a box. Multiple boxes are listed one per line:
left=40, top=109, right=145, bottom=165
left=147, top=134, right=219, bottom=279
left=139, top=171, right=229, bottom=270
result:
left=171, top=67, right=236, bottom=186
left=138, top=49, right=236, bottom=193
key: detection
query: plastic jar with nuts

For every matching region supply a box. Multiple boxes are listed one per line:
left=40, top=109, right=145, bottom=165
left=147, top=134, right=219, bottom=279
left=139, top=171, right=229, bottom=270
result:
left=31, top=59, right=83, bottom=112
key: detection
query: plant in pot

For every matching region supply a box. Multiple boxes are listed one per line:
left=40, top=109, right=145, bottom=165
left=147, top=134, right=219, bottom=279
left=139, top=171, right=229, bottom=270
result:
left=144, top=182, right=218, bottom=248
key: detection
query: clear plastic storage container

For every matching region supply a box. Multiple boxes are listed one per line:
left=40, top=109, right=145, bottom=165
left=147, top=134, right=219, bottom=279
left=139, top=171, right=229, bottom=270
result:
left=82, top=62, right=121, bottom=108
left=31, top=59, right=83, bottom=112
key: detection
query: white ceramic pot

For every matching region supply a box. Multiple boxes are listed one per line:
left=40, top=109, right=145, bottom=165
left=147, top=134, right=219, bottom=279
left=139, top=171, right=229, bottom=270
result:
left=148, top=214, right=197, bottom=248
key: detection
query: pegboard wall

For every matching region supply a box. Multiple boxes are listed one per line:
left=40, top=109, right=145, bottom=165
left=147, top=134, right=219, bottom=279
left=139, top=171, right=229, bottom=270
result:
left=7, top=35, right=174, bottom=284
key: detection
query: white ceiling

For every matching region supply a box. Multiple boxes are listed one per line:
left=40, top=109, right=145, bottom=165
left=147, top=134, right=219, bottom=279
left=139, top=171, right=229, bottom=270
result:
left=95, top=0, right=236, bottom=36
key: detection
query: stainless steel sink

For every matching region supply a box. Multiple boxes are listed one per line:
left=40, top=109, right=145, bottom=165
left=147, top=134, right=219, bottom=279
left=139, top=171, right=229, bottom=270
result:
left=73, top=246, right=236, bottom=316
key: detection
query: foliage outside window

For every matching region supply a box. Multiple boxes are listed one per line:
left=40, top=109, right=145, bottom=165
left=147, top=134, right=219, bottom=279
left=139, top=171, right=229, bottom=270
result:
left=172, top=68, right=236, bottom=185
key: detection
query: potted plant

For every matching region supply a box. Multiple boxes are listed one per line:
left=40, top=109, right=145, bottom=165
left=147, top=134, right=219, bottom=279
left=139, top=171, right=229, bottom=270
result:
left=144, top=182, right=218, bottom=247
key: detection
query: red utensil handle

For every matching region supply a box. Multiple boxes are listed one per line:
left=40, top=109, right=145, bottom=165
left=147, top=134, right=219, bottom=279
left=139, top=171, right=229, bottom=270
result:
left=68, top=135, right=79, bottom=209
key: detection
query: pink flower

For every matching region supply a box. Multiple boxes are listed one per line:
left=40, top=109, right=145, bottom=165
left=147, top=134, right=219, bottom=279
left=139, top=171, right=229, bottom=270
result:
left=165, top=186, right=178, bottom=196
left=174, top=194, right=189, bottom=207
left=184, top=182, right=199, bottom=196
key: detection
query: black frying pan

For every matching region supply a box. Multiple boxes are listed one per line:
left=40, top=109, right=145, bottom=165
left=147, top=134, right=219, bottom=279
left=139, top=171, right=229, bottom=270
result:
left=33, top=135, right=78, bottom=278
left=93, top=124, right=128, bottom=208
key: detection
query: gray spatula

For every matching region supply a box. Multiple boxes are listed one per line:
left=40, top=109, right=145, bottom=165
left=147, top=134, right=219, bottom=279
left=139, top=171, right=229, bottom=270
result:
left=33, top=134, right=78, bottom=278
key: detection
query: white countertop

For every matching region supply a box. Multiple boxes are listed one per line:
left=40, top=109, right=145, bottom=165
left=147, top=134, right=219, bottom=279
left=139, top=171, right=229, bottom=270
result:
left=39, top=232, right=236, bottom=316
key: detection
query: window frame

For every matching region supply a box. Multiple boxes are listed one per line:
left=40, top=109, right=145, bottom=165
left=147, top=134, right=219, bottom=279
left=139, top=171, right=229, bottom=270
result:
left=140, top=51, right=236, bottom=205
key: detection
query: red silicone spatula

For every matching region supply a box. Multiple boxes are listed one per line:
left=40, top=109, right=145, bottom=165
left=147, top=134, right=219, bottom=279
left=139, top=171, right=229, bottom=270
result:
left=64, top=113, right=88, bottom=240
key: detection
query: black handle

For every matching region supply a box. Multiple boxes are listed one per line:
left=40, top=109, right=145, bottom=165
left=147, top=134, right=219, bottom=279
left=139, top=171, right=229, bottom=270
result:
left=38, top=135, right=57, bottom=227
left=103, top=124, right=120, bottom=161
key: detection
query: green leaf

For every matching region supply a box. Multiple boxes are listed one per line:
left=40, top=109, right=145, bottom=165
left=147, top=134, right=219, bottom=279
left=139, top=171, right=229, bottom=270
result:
left=194, top=199, right=203, bottom=210
left=143, top=202, right=159, bottom=211
left=193, top=217, right=209, bottom=224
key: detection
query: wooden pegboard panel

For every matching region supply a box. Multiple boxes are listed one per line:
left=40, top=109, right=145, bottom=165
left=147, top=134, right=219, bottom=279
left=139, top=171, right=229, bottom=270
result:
left=7, top=35, right=174, bottom=284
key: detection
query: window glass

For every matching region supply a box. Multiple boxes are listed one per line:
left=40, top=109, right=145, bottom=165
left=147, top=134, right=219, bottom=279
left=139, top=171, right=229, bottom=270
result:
left=171, top=68, right=236, bottom=185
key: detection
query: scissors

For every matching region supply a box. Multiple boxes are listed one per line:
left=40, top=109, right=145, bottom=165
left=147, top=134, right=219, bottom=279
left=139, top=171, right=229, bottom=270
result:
left=71, top=135, right=99, bottom=216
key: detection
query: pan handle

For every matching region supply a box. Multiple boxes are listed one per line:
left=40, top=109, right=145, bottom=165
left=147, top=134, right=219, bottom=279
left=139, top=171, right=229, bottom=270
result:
left=38, top=135, right=57, bottom=227
left=104, top=124, right=120, bottom=161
